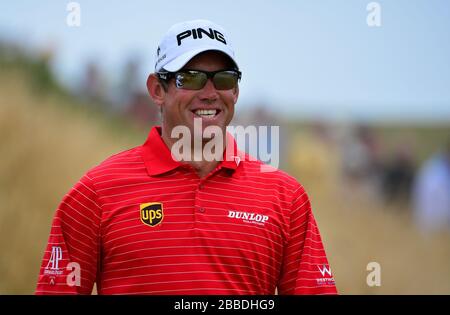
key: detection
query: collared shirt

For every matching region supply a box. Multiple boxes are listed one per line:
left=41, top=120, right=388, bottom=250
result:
left=36, top=126, right=337, bottom=295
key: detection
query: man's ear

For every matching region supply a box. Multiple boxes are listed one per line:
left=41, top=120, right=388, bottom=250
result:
left=146, top=74, right=165, bottom=106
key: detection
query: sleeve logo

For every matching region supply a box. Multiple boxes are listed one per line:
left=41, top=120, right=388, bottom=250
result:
left=44, top=246, right=63, bottom=275
left=317, top=264, right=332, bottom=277
left=316, top=264, right=335, bottom=286
left=140, top=202, right=164, bottom=227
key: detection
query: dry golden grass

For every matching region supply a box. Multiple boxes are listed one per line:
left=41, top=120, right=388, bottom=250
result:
left=0, top=70, right=449, bottom=294
left=315, top=194, right=450, bottom=294
left=0, top=72, right=143, bottom=294
left=288, top=132, right=450, bottom=294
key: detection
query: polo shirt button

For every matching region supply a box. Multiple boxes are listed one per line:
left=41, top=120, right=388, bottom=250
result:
left=199, top=207, right=205, bottom=213
left=199, top=184, right=204, bottom=190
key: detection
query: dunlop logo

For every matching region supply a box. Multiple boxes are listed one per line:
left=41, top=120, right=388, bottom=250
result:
left=140, top=202, right=163, bottom=227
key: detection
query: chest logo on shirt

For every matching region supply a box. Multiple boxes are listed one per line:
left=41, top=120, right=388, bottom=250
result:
left=228, top=210, right=269, bottom=226
left=140, top=202, right=164, bottom=227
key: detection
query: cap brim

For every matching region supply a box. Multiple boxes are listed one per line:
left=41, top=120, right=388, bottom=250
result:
left=161, top=46, right=238, bottom=72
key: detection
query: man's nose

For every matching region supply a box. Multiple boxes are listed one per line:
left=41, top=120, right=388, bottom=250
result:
left=197, top=78, right=218, bottom=101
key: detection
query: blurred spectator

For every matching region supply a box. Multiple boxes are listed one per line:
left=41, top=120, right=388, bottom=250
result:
left=311, top=121, right=336, bottom=147
left=381, top=143, right=415, bottom=204
left=341, top=125, right=382, bottom=181
left=80, top=61, right=107, bottom=104
left=125, top=91, right=159, bottom=129
left=114, top=56, right=142, bottom=111
left=412, top=140, right=450, bottom=233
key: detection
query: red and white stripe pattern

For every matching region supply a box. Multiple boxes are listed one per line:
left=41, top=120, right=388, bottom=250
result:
left=36, top=126, right=337, bottom=295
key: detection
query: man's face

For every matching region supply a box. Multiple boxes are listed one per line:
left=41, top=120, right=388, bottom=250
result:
left=160, top=51, right=239, bottom=140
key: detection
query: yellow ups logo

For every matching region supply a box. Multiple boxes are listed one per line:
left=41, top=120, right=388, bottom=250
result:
left=140, top=202, right=163, bottom=227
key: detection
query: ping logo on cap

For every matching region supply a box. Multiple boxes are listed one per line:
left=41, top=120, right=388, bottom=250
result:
left=140, top=202, right=164, bottom=227
left=176, top=27, right=226, bottom=46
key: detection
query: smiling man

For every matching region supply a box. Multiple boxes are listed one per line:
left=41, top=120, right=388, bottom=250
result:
left=36, top=19, right=337, bottom=295
left=148, top=48, right=239, bottom=177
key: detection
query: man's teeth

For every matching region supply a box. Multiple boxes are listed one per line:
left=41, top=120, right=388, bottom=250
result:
left=194, top=109, right=218, bottom=117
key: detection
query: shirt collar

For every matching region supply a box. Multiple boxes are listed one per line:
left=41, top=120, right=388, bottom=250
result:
left=141, top=126, right=244, bottom=176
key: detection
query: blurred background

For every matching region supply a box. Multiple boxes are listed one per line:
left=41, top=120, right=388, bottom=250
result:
left=1, top=0, right=449, bottom=294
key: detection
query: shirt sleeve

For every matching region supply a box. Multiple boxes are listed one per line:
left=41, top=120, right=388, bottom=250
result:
left=277, top=184, right=337, bottom=295
left=35, top=173, right=101, bottom=295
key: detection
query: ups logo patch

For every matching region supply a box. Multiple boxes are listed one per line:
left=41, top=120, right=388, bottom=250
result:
left=140, top=202, right=163, bottom=227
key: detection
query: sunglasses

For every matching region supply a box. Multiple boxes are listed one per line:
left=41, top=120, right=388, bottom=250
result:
left=157, top=69, right=242, bottom=90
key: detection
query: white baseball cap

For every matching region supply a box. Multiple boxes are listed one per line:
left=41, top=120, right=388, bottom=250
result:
left=154, top=19, right=239, bottom=72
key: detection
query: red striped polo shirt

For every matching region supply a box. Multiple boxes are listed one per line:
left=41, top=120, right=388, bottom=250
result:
left=36, top=126, right=337, bottom=295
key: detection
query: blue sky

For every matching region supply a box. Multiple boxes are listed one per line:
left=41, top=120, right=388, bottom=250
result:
left=1, top=0, right=450, bottom=121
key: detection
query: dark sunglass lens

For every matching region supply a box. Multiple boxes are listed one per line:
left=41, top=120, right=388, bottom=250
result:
left=175, top=71, right=207, bottom=90
left=213, top=71, right=239, bottom=90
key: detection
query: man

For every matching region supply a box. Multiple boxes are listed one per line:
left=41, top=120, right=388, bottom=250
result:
left=413, top=140, right=450, bottom=233
left=36, top=19, right=337, bottom=295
